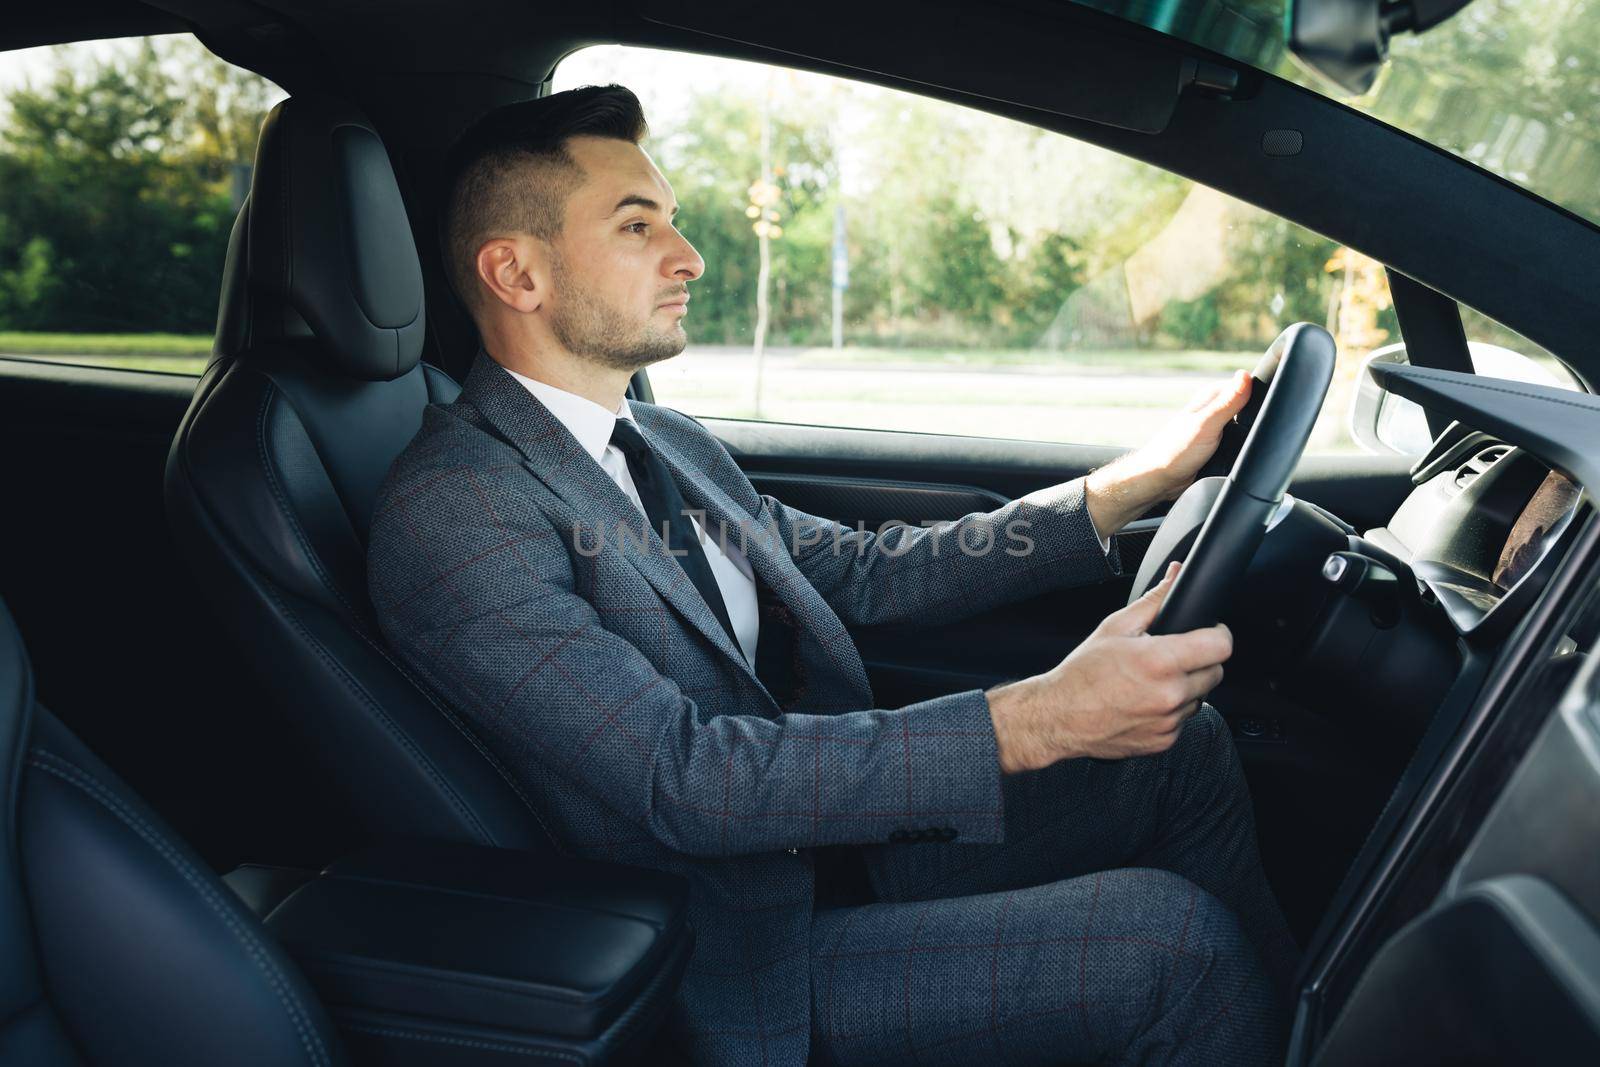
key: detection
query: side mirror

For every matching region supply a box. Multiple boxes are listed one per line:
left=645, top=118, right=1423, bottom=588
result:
left=1349, top=345, right=1431, bottom=454
left=1349, top=342, right=1565, bottom=455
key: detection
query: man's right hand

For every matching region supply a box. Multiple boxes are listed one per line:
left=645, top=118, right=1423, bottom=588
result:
left=986, top=562, right=1232, bottom=774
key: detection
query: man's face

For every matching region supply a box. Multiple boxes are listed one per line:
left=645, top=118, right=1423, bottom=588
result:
left=542, top=136, right=704, bottom=373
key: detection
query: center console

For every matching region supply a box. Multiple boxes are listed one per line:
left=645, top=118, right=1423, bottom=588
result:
left=234, top=841, right=692, bottom=1066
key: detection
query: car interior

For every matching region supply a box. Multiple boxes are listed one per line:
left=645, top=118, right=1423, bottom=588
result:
left=4, top=0, right=1600, bottom=1064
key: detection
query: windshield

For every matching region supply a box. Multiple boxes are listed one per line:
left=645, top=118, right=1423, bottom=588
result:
left=1070, top=0, right=1600, bottom=228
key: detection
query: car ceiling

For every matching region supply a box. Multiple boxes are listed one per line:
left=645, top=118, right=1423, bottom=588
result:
left=7, top=0, right=1600, bottom=390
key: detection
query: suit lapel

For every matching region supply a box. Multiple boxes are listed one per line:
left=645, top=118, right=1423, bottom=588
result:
left=460, top=352, right=762, bottom=685
left=643, top=417, right=874, bottom=702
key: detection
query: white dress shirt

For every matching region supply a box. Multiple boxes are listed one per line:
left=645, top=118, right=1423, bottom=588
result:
left=506, top=369, right=763, bottom=665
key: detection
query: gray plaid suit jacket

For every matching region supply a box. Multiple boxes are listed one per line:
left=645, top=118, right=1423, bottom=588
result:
left=367, top=351, right=1119, bottom=1066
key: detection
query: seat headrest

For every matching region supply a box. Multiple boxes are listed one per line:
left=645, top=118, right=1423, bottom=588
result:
left=212, top=196, right=252, bottom=363
left=0, top=596, right=41, bottom=1026
left=0, top=598, right=32, bottom=818
left=246, top=96, right=425, bottom=381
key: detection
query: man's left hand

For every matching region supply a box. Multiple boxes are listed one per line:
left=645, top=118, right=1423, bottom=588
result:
left=1084, top=369, right=1252, bottom=537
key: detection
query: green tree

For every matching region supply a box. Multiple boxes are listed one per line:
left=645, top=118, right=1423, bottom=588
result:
left=0, top=36, right=277, bottom=332
left=1159, top=294, right=1222, bottom=348
left=656, top=88, right=838, bottom=344
left=1373, top=0, right=1600, bottom=222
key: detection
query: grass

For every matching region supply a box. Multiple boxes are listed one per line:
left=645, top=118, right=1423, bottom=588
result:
left=0, top=331, right=213, bottom=357
left=0, top=332, right=212, bottom=376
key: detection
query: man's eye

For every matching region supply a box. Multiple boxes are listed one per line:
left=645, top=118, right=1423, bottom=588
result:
left=624, top=221, right=648, bottom=234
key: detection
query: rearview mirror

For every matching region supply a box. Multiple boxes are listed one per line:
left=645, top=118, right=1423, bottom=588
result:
left=1287, top=0, right=1478, bottom=95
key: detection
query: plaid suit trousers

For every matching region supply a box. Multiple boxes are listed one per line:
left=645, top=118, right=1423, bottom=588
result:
left=811, top=704, right=1296, bottom=1066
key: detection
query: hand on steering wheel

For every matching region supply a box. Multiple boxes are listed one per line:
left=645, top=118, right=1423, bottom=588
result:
left=1127, top=323, right=1337, bottom=636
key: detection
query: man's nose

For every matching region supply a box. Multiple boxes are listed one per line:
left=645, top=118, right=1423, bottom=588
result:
left=665, top=229, right=704, bottom=282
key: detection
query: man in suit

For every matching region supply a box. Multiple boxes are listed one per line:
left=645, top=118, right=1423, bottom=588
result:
left=368, top=84, right=1298, bottom=1066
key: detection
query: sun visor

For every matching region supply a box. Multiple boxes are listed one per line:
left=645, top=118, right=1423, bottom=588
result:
left=635, top=0, right=1195, bottom=135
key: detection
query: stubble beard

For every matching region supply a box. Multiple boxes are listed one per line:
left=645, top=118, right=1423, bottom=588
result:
left=548, top=250, right=686, bottom=374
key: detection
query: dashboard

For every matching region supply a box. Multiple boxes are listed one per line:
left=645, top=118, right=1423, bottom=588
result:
left=1235, top=364, right=1595, bottom=722
left=1357, top=360, right=1600, bottom=642
left=1370, top=435, right=1589, bottom=636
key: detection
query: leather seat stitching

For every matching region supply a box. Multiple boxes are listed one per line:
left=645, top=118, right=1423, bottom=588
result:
left=250, top=382, right=501, bottom=845
left=342, top=621, right=563, bottom=850
left=251, top=374, right=560, bottom=850
left=181, top=374, right=498, bottom=845
left=255, top=384, right=365, bottom=627
left=26, top=750, right=333, bottom=1067
left=254, top=575, right=498, bottom=846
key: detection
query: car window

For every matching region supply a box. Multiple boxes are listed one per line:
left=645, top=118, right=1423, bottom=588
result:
left=555, top=45, right=1410, bottom=453
left=0, top=34, right=284, bottom=376
left=1457, top=307, right=1577, bottom=389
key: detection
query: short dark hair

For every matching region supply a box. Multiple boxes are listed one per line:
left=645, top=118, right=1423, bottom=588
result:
left=442, top=84, right=648, bottom=312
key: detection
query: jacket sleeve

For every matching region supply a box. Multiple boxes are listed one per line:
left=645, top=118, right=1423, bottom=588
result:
left=368, top=459, right=1007, bottom=858
left=760, top=476, right=1123, bottom=629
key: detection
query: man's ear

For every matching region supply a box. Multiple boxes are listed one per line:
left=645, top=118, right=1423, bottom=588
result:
left=474, top=235, right=547, bottom=314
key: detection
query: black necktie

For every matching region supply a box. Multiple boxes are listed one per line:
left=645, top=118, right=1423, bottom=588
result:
left=608, top=418, right=741, bottom=653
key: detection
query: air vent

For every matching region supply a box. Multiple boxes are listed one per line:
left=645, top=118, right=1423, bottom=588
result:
left=1454, top=445, right=1510, bottom=490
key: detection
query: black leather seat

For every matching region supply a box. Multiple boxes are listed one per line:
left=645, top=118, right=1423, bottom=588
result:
left=165, top=95, right=555, bottom=858
left=0, top=597, right=347, bottom=1066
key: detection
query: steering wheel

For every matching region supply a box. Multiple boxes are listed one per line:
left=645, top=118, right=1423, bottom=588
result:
left=1126, top=323, right=1337, bottom=636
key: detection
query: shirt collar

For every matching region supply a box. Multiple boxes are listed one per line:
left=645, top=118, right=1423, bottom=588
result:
left=503, top=366, right=635, bottom=464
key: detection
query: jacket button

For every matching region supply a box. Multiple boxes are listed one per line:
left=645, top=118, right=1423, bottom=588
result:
left=787, top=847, right=799, bottom=855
